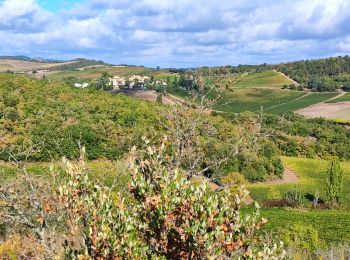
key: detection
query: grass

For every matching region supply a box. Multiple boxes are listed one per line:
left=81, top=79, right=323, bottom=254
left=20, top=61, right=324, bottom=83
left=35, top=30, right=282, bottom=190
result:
left=327, top=93, right=350, bottom=103
left=0, top=160, right=129, bottom=189
left=232, top=71, right=294, bottom=88
left=266, top=92, right=338, bottom=114
left=213, top=88, right=305, bottom=113
left=248, top=157, right=350, bottom=206
left=246, top=156, right=350, bottom=245
left=251, top=208, right=350, bottom=244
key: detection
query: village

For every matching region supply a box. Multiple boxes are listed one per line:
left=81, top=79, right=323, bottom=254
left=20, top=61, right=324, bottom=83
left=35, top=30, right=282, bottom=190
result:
left=74, top=74, right=169, bottom=90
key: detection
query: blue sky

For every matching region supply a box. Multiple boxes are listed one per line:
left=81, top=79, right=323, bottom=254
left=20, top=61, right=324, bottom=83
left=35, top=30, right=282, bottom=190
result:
left=38, top=0, right=83, bottom=12
left=0, top=0, right=350, bottom=67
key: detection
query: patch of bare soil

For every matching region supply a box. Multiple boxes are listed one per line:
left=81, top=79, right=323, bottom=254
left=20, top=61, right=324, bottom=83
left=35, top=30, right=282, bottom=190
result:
left=297, top=102, right=350, bottom=121
left=274, top=70, right=300, bottom=86
left=0, top=60, right=77, bottom=72
left=265, top=168, right=299, bottom=185
left=121, top=90, right=181, bottom=106
left=121, top=90, right=187, bottom=106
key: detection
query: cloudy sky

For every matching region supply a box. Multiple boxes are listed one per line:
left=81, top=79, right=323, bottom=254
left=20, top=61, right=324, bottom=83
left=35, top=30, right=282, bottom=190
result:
left=0, top=0, right=350, bottom=67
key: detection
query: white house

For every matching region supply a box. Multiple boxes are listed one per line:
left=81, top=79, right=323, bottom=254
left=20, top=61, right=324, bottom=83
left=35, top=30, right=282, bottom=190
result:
left=110, top=76, right=126, bottom=89
left=74, top=83, right=89, bottom=88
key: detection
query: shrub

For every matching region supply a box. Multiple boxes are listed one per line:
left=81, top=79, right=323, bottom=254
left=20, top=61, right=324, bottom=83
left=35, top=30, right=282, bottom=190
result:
left=326, top=158, right=343, bottom=207
left=284, top=189, right=302, bottom=206
left=282, top=224, right=326, bottom=254
left=220, top=171, right=246, bottom=187
left=60, top=142, right=286, bottom=259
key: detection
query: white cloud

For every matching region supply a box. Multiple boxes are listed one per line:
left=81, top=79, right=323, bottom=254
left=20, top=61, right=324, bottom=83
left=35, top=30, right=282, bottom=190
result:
left=0, top=0, right=350, bottom=67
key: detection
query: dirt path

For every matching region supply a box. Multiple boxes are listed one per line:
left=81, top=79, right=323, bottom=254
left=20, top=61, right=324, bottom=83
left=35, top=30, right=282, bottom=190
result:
left=274, top=70, right=300, bottom=86
left=325, top=90, right=346, bottom=102
left=264, top=168, right=299, bottom=185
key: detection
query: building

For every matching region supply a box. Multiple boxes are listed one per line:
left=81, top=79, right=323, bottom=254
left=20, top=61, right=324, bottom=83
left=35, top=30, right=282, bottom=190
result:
left=74, top=83, right=89, bottom=88
left=111, top=76, right=126, bottom=89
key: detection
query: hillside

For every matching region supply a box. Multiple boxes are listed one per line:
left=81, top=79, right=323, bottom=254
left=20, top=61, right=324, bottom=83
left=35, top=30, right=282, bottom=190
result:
left=1, top=73, right=350, bottom=257
left=275, top=56, right=350, bottom=91
left=232, top=70, right=295, bottom=88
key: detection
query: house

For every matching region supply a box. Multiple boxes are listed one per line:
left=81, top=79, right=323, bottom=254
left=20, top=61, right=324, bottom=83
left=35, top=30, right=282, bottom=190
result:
left=110, top=76, right=126, bottom=89
left=129, top=75, right=150, bottom=84
left=74, top=83, right=89, bottom=88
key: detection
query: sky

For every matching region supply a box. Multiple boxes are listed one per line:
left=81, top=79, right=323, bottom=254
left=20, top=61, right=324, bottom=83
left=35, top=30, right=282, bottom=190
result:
left=0, top=0, right=350, bottom=68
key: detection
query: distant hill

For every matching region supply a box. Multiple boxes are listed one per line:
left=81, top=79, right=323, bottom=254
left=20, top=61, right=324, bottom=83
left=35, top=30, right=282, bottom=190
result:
left=275, top=56, right=350, bottom=91
left=51, top=58, right=112, bottom=71
left=0, top=55, right=59, bottom=63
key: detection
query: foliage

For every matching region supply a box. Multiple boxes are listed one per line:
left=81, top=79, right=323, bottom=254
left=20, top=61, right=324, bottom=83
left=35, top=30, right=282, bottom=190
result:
left=284, top=189, right=302, bottom=206
left=0, top=73, right=162, bottom=161
left=275, top=55, right=350, bottom=91
left=60, top=148, right=146, bottom=259
left=282, top=224, right=326, bottom=254
left=248, top=157, right=350, bottom=207
left=326, top=158, right=344, bottom=206
left=96, top=72, right=113, bottom=90
left=60, top=143, right=286, bottom=259
left=0, top=166, right=66, bottom=258
left=245, top=208, right=350, bottom=245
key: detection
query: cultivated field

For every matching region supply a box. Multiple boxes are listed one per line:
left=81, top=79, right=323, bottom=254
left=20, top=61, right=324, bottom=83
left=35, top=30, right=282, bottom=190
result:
left=266, top=92, right=338, bottom=114
left=327, top=92, right=350, bottom=103
left=297, top=102, right=350, bottom=121
left=0, top=59, right=75, bottom=73
left=248, top=157, right=350, bottom=205
left=213, top=88, right=305, bottom=113
left=247, top=157, right=350, bottom=244
left=232, top=70, right=295, bottom=88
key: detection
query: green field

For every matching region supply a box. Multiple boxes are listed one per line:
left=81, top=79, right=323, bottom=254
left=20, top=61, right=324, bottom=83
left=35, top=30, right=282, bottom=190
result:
left=255, top=209, right=350, bottom=244
left=266, top=92, right=338, bottom=114
left=327, top=93, right=350, bottom=103
left=232, top=71, right=294, bottom=88
left=213, top=88, right=305, bottom=113
left=248, top=157, right=350, bottom=205
left=247, top=157, right=350, bottom=245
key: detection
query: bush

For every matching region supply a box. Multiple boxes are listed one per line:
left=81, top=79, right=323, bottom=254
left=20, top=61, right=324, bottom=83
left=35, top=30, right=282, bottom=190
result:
left=282, top=224, right=326, bottom=254
left=284, top=189, right=302, bottom=206
left=60, top=143, right=286, bottom=259
left=326, top=158, right=343, bottom=207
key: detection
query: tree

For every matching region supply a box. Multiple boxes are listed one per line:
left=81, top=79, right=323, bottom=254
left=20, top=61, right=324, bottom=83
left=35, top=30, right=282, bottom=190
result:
left=326, top=158, right=343, bottom=206
left=156, top=93, right=163, bottom=103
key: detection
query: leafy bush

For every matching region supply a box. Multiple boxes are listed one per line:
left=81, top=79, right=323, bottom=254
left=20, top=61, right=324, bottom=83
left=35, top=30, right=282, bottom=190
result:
left=284, top=189, right=302, bottom=206
left=326, top=158, right=343, bottom=207
left=60, top=143, right=286, bottom=259
left=282, top=224, right=326, bottom=254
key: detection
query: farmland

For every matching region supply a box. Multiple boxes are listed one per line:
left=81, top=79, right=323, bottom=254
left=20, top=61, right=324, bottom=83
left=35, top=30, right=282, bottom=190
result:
left=327, top=92, right=350, bottom=103
left=231, top=70, right=295, bottom=88
left=247, top=157, right=350, bottom=245
left=248, top=157, right=350, bottom=205
left=213, top=88, right=304, bottom=113
left=255, top=209, right=350, bottom=244
left=266, top=92, right=338, bottom=114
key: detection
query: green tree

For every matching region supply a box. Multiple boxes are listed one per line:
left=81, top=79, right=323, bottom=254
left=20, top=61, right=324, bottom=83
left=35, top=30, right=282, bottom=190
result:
left=326, top=158, right=343, bottom=206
